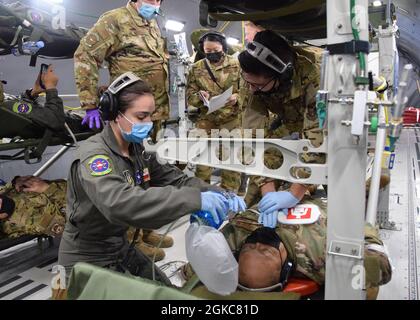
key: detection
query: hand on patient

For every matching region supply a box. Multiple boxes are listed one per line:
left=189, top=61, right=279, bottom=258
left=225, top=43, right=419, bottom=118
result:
left=226, top=192, right=247, bottom=213
left=258, top=191, right=300, bottom=228
left=14, top=176, right=49, bottom=193
left=201, top=191, right=229, bottom=225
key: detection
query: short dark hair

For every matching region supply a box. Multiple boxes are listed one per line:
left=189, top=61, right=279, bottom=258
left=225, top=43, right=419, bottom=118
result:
left=117, top=80, right=153, bottom=114
left=203, top=34, right=224, bottom=46
left=239, top=30, right=295, bottom=79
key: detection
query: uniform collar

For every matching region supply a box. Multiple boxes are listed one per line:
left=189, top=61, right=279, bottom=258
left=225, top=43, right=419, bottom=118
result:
left=101, top=124, right=126, bottom=158
left=287, top=68, right=303, bottom=101
left=126, top=0, right=154, bottom=27
left=287, top=53, right=317, bottom=101
left=102, top=124, right=145, bottom=159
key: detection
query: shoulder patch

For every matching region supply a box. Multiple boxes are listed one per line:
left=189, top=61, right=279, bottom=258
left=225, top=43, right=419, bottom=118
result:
left=12, top=101, right=32, bottom=114
left=88, top=155, right=113, bottom=176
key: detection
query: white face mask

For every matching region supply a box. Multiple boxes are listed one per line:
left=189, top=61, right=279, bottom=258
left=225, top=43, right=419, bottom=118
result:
left=185, top=223, right=238, bottom=296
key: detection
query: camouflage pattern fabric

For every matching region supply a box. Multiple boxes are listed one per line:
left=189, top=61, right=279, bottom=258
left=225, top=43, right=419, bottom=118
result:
left=187, top=54, right=242, bottom=191
left=293, top=45, right=324, bottom=65
left=240, top=52, right=326, bottom=206
left=187, top=54, right=241, bottom=125
left=0, top=180, right=67, bottom=238
left=222, top=197, right=392, bottom=288
left=74, top=1, right=169, bottom=121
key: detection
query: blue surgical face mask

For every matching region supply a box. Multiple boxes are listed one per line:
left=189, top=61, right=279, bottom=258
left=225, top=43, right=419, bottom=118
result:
left=138, top=2, right=160, bottom=20
left=118, top=112, right=153, bottom=144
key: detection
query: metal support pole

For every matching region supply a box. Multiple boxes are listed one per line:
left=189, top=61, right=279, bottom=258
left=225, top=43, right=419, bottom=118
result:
left=366, top=104, right=386, bottom=225
left=33, top=146, right=71, bottom=177
left=325, top=0, right=369, bottom=300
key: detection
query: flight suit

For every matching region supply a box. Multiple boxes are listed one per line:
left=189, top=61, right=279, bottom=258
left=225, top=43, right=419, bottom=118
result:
left=222, top=198, right=392, bottom=289
left=0, top=88, right=66, bottom=133
left=74, top=1, right=170, bottom=124
left=187, top=55, right=242, bottom=192
left=240, top=53, right=325, bottom=206
left=58, top=125, right=221, bottom=284
left=0, top=180, right=67, bottom=238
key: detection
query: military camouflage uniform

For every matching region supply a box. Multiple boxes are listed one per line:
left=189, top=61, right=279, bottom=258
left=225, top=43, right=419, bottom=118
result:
left=240, top=52, right=325, bottom=206
left=74, top=1, right=169, bottom=122
left=187, top=55, right=242, bottom=191
left=222, top=197, right=392, bottom=288
left=0, top=180, right=67, bottom=238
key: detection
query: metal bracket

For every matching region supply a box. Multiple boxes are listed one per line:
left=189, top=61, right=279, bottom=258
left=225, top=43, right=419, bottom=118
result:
left=328, top=240, right=363, bottom=259
left=380, top=219, right=401, bottom=231
left=144, top=137, right=328, bottom=184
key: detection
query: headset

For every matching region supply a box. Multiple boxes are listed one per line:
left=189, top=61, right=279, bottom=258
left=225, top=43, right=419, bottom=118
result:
left=245, top=40, right=294, bottom=82
left=98, top=72, right=142, bottom=121
left=236, top=258, right=294, bottom=293
left=198, top=31, right=228, bottom=54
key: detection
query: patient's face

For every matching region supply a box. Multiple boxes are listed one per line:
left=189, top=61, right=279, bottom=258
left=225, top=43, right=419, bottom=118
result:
left=238, top=229, right=288, bottom=289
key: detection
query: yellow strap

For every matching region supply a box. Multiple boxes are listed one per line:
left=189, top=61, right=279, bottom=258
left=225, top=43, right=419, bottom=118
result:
left=64, top=105, right=82, bottom=110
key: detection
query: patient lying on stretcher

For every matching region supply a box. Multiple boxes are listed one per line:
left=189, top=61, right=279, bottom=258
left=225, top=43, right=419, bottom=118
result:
left=183, top=195, right=393, bottom=299
left=0, top=176, right=66, bottom=239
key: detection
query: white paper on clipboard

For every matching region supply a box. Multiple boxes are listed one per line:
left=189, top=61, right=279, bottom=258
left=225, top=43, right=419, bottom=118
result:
left=200, top=86, right=233, bottom=114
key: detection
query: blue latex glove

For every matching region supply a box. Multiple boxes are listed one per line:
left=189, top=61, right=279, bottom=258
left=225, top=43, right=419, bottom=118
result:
left=200, top=191, right=229, bottom=225
left=258, top=191, right=299, bottom=216
left=258, top=210, right=279, bottom=228
left=82, top=108, right=101, bottom=129
left=226, top=192, right=247, bottom=213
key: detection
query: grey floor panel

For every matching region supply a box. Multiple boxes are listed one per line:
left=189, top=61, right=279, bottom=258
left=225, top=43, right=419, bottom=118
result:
left=378, top=128, right=420, bottom=300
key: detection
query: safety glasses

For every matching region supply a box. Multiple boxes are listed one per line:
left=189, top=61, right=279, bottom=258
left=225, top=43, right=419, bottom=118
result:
left=240, top=71, right=276, bottom=92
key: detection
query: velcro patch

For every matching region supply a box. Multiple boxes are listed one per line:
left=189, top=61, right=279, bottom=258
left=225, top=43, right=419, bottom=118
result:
left=88, top=155, right=112, bottom=176
left=12, top=102, right=32, bottom=114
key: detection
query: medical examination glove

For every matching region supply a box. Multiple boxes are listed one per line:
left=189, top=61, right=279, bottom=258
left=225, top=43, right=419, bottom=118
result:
left=258, top=210, right=279, bottom=228
left=82, top=108, right=101, bottom=129
left=226, top=192, right=247, bottom=213
left=200, top=191, right=229, bottom=225
left=259, top=191, right=299, bottom=216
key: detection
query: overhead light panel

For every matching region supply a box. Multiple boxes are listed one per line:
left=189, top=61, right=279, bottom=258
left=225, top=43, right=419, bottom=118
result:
left=373, top=1, right=382, bottom=6
left=226, top=37, right=239, bottom=46
left=165, top=20, right=185, bottom=32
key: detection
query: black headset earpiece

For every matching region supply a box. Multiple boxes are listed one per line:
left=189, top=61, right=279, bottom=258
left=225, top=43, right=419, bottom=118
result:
left=278, top=63, right=294, bottom=82
left=98, top=72, right=142, bottom=121
left=198, top=31, right=228, bottom=54
left=98, top=90, right=119, bottom=121
left=278, top=260, right=294, bottom=288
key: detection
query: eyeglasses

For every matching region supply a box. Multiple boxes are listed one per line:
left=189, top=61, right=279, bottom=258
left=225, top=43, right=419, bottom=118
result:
left=241, top=71, right=275, bottom=92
